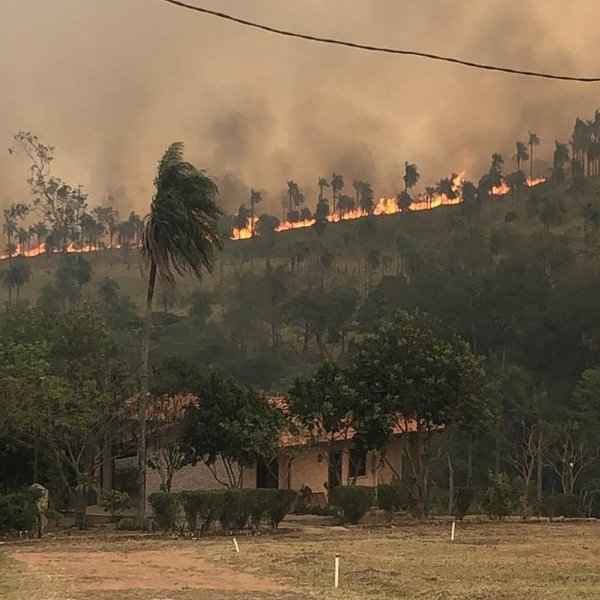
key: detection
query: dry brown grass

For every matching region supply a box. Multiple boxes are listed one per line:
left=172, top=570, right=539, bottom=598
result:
left=1, top=520, right=600, bottom=599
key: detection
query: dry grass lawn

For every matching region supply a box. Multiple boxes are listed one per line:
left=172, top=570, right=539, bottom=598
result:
left=1, top=520, right=599, bottom=599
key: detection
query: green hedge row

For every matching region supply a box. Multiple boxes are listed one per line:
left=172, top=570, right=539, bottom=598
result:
left=148, top=489, right=296, bottom=533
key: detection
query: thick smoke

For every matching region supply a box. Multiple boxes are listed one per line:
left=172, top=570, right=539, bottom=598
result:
left=0, top=0, right=599, bottom=215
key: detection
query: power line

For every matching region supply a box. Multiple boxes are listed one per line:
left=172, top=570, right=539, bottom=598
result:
left=158, top=0, right=600, bottom=83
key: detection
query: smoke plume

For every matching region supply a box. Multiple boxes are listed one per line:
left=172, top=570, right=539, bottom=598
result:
left=1, top=0, right=598, bottom=215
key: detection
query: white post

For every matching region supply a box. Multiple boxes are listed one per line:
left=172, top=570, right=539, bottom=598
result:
left=334, top=553, right=340, bottom=588
left=451, top=521, right=456, bottom=542
left=233, top=537, right=240, bottom=553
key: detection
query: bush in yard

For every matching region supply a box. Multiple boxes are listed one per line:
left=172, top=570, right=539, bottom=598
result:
left=0, top=492, right=37, bottom=533
left=454, top=487, right=475, bottom=520
left=102, top=490, right=131, bottom=522
left=180, top=491, right=224, bottom=533
left=377, top=484, right=400, bottom=519
left=247, top=489, right=271, bottom=530
left=266, top=490, right=296, bottom=530
left=331, top=486, right=374, bottom=524
left=148, top=492, right=179, bottom=531
left=480, top=473, right=519, bottom=519
left=220, top=490, right=252, bottom=531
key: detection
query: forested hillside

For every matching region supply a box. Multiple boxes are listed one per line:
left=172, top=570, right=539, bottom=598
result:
left=4, top=114, right=600, bottom=515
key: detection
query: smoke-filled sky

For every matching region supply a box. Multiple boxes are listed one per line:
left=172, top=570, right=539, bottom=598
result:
left=1, top=0, right=599, bottom=216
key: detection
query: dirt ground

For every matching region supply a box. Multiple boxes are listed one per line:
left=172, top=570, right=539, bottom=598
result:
left=2, top=520, right=600, bottom=599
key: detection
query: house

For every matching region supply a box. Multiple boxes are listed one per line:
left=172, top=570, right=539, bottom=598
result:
left=105, top=395, right=415, bottom=505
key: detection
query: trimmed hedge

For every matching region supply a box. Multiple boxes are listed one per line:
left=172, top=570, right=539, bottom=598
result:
left=331, top=486, right=374, bottom=524
left=177, top=489, right=296, bottom=533
left=544, top=494, right=582, bottom=518
left=0, top=492, right=37, bottom=533
left=377, top=482, right=412, bottom=518
left=181, top=490, right=224, bottom=533
left=148, top=492, right=179, bottom=531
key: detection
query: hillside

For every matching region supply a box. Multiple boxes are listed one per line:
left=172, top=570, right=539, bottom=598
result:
left=2, top=176, right=600, bottom=397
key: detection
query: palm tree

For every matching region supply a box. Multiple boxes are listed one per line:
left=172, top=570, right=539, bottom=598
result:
left=352, top=180, right=364, bottom=209
left=128, top=212, right=143, bottom=247
left=424, top=186, right=437, bottom=208
left=1, top=256, right=31, bottom=304
left=286, top=181, right=299, bottom=219
left=31, top=222, right=48, bottom=251
left=2, top=216, right=18, bottom=258
left=17, top=228, right=29, bottom=256
left=359, top=181, right=374, bottom=214
left=138, top=142, right=222, bottom=518
left=249, top=189, right=262, bottom=238
left=528, top=132, right=540, bottom=180
left=552, top=141, right=570, bottom=182
left=318, top=177, right=329, bottom=202
left=513, top=142, right=529, bottom=173
left=331, top=173, right=344, bottom=216
left=403, top=162, right=420, bottom=192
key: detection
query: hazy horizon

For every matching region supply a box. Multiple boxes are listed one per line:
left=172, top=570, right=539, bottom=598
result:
left=1, top=0, right=599, bottom=216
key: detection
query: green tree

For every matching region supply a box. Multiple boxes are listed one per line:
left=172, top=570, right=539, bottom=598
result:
left=138, top=142, right=222, bottom=517
left=288, top=360, right=356, bottom=489
left=347, top=311, right=492, bottom=514
left=180, top=370, right=284, bottom=488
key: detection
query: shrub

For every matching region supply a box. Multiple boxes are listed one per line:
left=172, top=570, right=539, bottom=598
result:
left=247, top=489, right=271, bottom=530
left=148, top=492, right=179, bottom=531
left=454, top=487, right=475, bottom=520
left=544, top=494, right=582, bottom=519
left=377, top=484, right=400, bottom=518
left=220, top=490, right=252, bottom=531
left=181, top=491, right=224, bottom=533
left=331, top=486, right=374, bottom=524
left=102, top=490, right=131, bottom=522
left=480, top=473, right=519, bottom=519
left=0, top=493, right=37, bottom=533
left=266, top=489, right=296, bottom=530
left=117, top=517, right=152, bottom=531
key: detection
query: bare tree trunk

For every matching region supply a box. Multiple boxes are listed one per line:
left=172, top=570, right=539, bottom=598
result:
left=139, top=260, right=157, bottom=520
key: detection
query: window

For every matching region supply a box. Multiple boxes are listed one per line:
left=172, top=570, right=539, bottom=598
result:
left=349, top=448, right=367, bottom=478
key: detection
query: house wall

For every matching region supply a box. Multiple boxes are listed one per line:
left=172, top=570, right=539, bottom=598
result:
left=281, top=437, right=404, bottom=494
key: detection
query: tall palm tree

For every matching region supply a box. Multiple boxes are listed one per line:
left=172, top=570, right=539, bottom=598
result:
left=513, top=141, right=529, bottom=173
left=31, top=222, right=48, bottom=252
left=249, top=189, right=262, bottom=238
left=17, top=228, right=29, bottom=256
left=352, top=180, right=364, bottom=209
left=318, top=177, right=329, bottom=202
left=331, top=173, right=344, bottom=217
left=528, top=132, right=540, bottom=180
left=552, top=140, right=570, bottom=182
left=403, top=162, right=420, bottom=192
left=424, top=186, right=437, bottom=208
left=2, top=216, right=18, bottom=258
left=138, top=142, right=222, bottom=518
left=1, top=256, right=31, bottom=304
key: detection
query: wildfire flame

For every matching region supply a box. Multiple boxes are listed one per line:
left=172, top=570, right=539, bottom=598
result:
left=1, top=175, right=548, bottom=257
